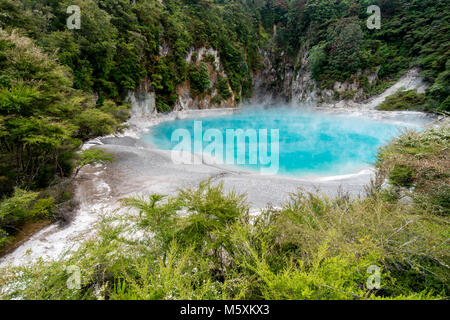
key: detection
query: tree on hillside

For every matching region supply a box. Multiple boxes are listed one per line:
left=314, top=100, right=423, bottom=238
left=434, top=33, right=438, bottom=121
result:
left=74, top=148, right=114, bottom=177
left=327, top=17, right=364, bottom=74
left=0, top=29, right=127, bottom=194
left=189, top=62, right=210, bottom=95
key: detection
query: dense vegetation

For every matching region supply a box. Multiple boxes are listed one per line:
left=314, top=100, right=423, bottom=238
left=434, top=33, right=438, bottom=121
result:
left=0, top=0, right=261, bottom=109
left=259, top=0, right=449, bottom=110
left=0, top=0, right=264, bottom=249
left=377, top=124, right=450, bottom=216
left=0, top=0, right=448, bottom=299
left=0, top=123, right=448, bottom=299
left=2, top=1, right=448, bottom=112
left=0, top=30, right=123, bottom=250
left=377, top=90, right=426, bottom=111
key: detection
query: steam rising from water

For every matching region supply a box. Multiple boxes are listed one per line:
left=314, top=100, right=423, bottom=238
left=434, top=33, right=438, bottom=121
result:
left=0, top=104, right=434, bottom=268
left=142, top=105, right=429, bottom=177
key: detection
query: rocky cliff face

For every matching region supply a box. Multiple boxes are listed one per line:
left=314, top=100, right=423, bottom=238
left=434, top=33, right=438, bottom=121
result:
left=127, top=44, right=428, bottom=117
left=252, top=43, right=429, bottom=109
left=174, top=47, right=235, bottom=111
left=251, top=47, right=295, bottom=104
left=125, top=80, right=156, bottom=119
left=127, top=46, right=236, bottom=117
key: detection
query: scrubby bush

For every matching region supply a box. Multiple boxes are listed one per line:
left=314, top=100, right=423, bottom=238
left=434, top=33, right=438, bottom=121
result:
left=388, top=164, right=415, bottom=187
left=74, top=148, right=114, bottom=177
left=377, top=90, right=426, bottom=111
left=2, top=146, right=448, bottom=300
left=0, top=188, right=54, bottom=251
left=73, top=109, right=120, bottom=140
left=377, top=121, right=450, bottom=215
left=216, top=77, right=232, bottom=100
left=189, top=62, right=210, bottom=95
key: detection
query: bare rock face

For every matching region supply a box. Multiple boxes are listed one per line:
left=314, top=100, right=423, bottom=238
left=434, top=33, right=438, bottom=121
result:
left=125, top=46, right=236, bottom=116
left=174, top=47, right=236, bottom=111
left=252, top=43, right=428, bottom=109
left=251, top=47, right=293, bottom=104
left=126, top=80, right=156, bottom=119
left=126, top=43, right=428, bottom=116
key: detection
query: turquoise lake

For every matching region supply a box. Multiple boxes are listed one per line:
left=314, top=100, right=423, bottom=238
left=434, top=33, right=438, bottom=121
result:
left=141, top=108, right=421, bottom=177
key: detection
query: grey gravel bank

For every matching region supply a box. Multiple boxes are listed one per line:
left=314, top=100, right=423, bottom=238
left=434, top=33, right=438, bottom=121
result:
left=97, top=134, right=375, bottom=209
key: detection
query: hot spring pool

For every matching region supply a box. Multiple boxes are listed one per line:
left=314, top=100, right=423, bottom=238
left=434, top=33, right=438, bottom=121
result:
left=141, top=108, right=424, bottom=177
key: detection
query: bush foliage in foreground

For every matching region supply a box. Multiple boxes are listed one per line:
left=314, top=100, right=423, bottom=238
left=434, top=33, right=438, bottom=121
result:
left=0, top=29, right=129, bottom=195
left=377, top=122, right=450, bottom=216
left=0, top=123, right=448, bottom=300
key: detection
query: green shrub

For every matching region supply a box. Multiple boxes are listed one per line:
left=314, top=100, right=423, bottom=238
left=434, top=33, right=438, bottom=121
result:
left=189, top=62, right=210, bottom=95
left=1, top=174, right=447, bottom=299
left=0, top=188, right=38, bottom=230
left=377, top=90, right=426, bottom=111
left=388, top=164, right=415, bottom=187
left=0, top=188, right=54, bottom=250
left=216, top=77, right=232, bottom=100
left=74, top=109, right=120, bottom=140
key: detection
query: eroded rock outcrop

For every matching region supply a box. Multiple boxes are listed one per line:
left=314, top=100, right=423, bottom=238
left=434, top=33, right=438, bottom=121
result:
left=174, top=47, right=236, bottom=111
left=252, top=43, right=428, bottom=109
left=125, top=80, right=156, bottom=119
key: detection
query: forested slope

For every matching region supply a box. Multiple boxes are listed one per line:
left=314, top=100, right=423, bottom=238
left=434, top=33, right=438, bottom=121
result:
left=256, top=0, right=449, bottom=110
left=0, top=0, right=261, bottom=109
left=0, top=0, right=448, bottom=256
left=1, top=0, right=448, bottom=111
left=0, top=0, right=449, bottom=300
